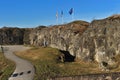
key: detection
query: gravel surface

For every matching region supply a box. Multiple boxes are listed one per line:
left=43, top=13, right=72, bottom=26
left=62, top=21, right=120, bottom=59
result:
left=3, top=45, right=35, bottom=80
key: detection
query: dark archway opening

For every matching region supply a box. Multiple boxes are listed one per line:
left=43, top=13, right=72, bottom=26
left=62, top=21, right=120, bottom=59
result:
left=59, top=50, right=75, bottom=62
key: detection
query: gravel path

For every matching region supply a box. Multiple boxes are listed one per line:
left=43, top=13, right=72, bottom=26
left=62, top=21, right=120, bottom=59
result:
left=3, top=45, right=35, bottom=80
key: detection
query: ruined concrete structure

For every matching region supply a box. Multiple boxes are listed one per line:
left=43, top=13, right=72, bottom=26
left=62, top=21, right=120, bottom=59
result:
left=0, top=15, right=120, bottom=70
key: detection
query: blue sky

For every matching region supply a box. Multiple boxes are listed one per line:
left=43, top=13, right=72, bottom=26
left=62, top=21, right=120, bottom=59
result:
left=0, top=0, right=120, bottom=28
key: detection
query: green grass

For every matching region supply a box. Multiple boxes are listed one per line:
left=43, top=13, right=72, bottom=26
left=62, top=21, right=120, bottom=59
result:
left=0, top=51, right=15, bottom=80
left=15, top=47, right=104, bottom=80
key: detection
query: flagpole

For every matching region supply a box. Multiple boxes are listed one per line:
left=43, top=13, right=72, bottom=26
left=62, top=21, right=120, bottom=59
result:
left=56, top=17, right=58, bottom=25
left=72, top=14, right=73, bottom=21
left=56, top=11, right=58, bottom=25
left=61, top=17, right=63, bottom=24
left=61, top=11, right=63, bottom=24
left=62, top=15, right=64, bottom=24
left=72, top=9, right=74, bottom=21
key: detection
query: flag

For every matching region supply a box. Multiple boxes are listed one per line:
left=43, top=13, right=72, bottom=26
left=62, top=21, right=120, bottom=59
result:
left=69, top=8, right=73, bottom=15
left=56, top=11, right=58, bottom=19
left=56, top=11, right=58, bottom=25
left=61, top=10, right=63, bottom=17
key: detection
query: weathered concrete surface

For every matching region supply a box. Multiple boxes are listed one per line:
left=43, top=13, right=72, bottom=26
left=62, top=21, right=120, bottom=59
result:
left=0, top=15, right=120, bottom=70
left=29, top=16, right=120, bottom=70
left=0, top=28, right=32, bottom=45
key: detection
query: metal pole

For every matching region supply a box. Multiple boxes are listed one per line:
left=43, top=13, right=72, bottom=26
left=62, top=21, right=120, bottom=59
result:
left=0, top=36, right=3, bottom=53
left=56, top=18, right=58, bottom=25
left=72, top=12, right=74, bottom=21
left=61, top=16, right=64, bottom=24
left=56, top=11, right=58, bottom=25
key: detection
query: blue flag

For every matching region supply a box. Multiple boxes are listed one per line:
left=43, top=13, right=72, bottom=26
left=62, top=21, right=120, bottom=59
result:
left=69, top=8, right=73, bottom=15
left=61, top=11, right=63, bottom=17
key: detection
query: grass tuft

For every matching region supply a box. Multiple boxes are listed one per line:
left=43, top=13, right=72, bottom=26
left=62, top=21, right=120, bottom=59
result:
left=0, top=51, right=15, bottom=80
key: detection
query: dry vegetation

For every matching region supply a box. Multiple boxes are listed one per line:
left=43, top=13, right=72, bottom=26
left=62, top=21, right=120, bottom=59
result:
left=108, top=14, right=120, bottom=19
left=49, top=20, right=89, bottom=35
left=0, top=51, right=15, bottom=80
left=1, top=46, right=119, bottom=80
left=15, top=47, right=107, bottom=80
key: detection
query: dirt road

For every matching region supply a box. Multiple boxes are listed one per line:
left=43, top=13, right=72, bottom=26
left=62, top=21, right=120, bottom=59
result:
left=3, top=45, right=35, bottom=80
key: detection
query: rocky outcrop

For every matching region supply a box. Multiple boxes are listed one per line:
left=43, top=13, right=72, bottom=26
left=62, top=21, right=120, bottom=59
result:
left=29, top=20, right=89, bottom=50
left=74, top=16, right=120, bottom=70
left=0, top=15, right=120, bottom=70
left=29, top=16, right=120, bottom=70
left=0, top=27, right=24, bottom=45
left=0, top=27, right=32, bottom=45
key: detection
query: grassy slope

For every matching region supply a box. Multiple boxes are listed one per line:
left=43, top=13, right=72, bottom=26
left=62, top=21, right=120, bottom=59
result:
left=0, top=52, right=15, bottom=80
left=15, top=47, right=106, bottom=80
